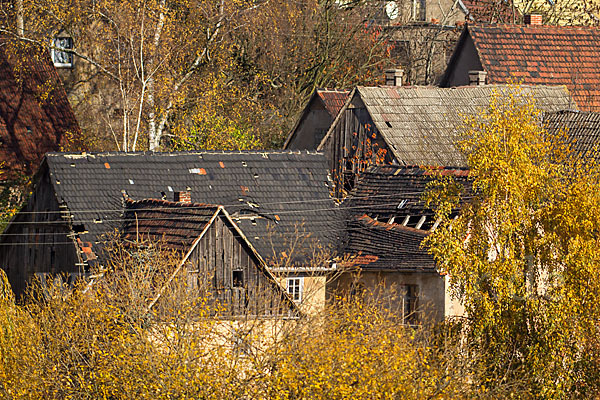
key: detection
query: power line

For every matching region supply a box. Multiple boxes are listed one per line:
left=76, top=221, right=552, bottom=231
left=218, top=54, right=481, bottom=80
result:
left=6, top=189, right=467, bottom=215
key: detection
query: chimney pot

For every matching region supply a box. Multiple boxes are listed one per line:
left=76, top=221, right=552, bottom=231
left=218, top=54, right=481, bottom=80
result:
left=385, top=68, right=404, bottom=86
left=468, top=70, right=487, bottom=86
left=524, top=14, right=542, bottom=25
left=174, top=190, right=191, bottom=204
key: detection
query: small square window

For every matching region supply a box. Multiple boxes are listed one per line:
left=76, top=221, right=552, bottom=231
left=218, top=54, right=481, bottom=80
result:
left=286, top=277, right=304, bottom=302
left=51, top=36, right=74, bottom=68
left=233, top=270, right=244, bottom=287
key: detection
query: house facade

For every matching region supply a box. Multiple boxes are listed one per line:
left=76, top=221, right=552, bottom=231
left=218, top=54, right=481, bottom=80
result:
left=283, top=89, right=349, bottom=150
left=121, top=199, right=299, bottom=318
left=329, top=165, right=470, bottom=323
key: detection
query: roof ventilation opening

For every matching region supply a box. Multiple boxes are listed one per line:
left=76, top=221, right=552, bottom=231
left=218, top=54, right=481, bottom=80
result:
left=385, top=68, right=404, bottom=86
left=174, top=190, right=192, bottom=204
left=524, top=14, right=542, bottom=25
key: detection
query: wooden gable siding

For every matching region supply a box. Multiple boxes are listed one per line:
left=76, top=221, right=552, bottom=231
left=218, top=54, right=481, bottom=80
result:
left=188, top=215, right=293, bottom=317
left=0, top=165, right=80, bottom=296
left=323, top=99, right=395, bottom=197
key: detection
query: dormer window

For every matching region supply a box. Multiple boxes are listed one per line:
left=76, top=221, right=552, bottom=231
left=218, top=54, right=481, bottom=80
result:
left=51, top=34, right=74, bottom=68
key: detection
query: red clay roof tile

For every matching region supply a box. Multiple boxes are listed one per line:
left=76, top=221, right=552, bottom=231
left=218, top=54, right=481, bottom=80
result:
left=468, top=23, right=600, bottom=111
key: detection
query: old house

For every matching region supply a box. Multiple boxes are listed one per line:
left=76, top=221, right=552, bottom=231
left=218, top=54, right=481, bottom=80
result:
left=121, top=199, right=298, bottom=318
left=330, top=165, right=471, bottom=323
left=283, top=89, right=350, bottom=151
left=0, top=151, right=343, bottom=310
left=317, top=84, right=574, bottom=195
left=440, top=22, right=600, bottom=111
left=0, top=38, right=81, bottom=178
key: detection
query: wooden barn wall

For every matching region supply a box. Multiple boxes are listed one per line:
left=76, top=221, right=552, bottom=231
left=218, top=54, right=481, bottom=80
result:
left=188, top=216, right=293, bottom=317
left=325, top=101, right=394, bottom=197
left=0, top=166, right=79, bottom=296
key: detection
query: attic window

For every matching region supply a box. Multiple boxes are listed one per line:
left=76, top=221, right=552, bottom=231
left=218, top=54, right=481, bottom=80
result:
left=232, top=270, right=244, bottom=287
left=51, top=35, right=74, bottom=68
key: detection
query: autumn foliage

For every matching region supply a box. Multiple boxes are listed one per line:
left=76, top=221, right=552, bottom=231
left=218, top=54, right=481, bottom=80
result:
left=426, top=87, right=600, bottom=398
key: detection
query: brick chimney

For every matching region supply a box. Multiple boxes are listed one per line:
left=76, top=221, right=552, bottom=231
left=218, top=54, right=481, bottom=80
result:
left=385, top=68, right=404, bottom=86
left=174, top=190, right=191, bottom=203
left=468, top=70, right=487, bottom=86
left=524, top=14, right=542, bottom=25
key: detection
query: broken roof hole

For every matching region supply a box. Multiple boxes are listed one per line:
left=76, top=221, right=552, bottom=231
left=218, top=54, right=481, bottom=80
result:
left=161, top=191, right=167, bottom=200
left=168, top=186, right=173, bottom=192
left=129, top=179, right=135, bottom=184
left=93, top=218, right=103, bottom=224
left=251, top=218, right=257, bottom=226
left=385, top=121, right=392, bottom=128
left=72, top=224, right=86, bottom=233
left=70, top=163, right=76, bottom=167
left=242, top=161, right=247, bottom=167
left=253, top=173, right=259, bottom=179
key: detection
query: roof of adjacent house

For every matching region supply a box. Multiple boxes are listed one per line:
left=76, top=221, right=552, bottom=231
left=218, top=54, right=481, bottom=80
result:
left=342, top=165, right=471, bottom=228
left=283, top=89, right=350, bottom=149
left=459, top=0, right=517, bottom=22
left=316, top=89, right=350, bottom=117
left=446, top=23, right=600, bottom=111
left=0, top=39, right=82, bottom=177
left=544, top=110, right=600, bottom=158
left=343, top=214, right=435, bottom=272
left=319, top=85, right=574, bottom=166
left=122, top=199, right=221, bottom=251
left=42, top=151, right=343, bottom=266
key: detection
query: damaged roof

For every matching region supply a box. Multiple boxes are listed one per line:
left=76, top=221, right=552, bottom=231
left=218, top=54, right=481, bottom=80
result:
left=0, top=38, right=82, bottom=177
left=343, top=214, right=435, bottom=272
left=43, top=151, right=343, bottom=266
left=319, top=85, right=573, bottom=167
left=122, top=199, right=221, bottom=251
left=344, top=165, right=470, bottom=219
left=340, top=166, right=471, bottom=271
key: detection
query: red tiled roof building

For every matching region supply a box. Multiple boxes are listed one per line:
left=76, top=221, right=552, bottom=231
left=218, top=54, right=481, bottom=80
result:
left=441, top=23, right=600, bottom=111
left=0, top=39, right=82, bottom=179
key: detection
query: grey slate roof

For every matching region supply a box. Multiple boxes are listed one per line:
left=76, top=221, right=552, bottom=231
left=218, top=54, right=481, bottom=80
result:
left=329, top=85, right=574, bottom=167
left=343, top=214, right=435, bottom=272
left=44, top=151, right=343, bottom=266
left=340, top=166, right=472, bottom=272
left=543, top=110, right=600, bottom=158
left=342, top=165, right=471, bottom=228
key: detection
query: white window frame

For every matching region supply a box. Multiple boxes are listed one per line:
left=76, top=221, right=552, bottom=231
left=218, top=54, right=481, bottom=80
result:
left=51, top=36, right=74, bottom=68
left=286, top=277, right=304, bottom=302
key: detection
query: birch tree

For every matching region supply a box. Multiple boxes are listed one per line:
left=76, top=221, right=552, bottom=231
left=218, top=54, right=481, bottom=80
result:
left=426, top=87, right=600, bottom=398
